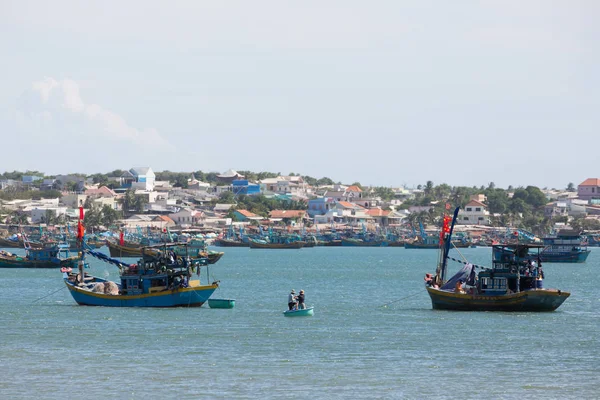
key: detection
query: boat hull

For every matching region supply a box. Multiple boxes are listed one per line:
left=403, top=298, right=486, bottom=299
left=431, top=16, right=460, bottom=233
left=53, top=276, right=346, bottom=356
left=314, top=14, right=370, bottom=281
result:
left=249, top=240, right=305, bottom=249
left=65, top=279, right=218, bottom=307
left=214, top=238, right=249, bottom=247
left=404, top=243, right=439, bottom=249
left=0, top=256, right=78, bottom=269
left=283, top=307, right=314, bottom=317
left=208, top=299, right=235, bottom=309
left=341, top=238, right=387, bottom=247
left=107, top=241, right=142, bottom=258
left=426, top=287, right=570, bottom=312
left=493, top=246, right=591, bottom=263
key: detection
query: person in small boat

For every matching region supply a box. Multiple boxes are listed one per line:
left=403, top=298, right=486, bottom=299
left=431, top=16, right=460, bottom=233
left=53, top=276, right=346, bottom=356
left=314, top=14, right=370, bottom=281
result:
left=454, top=279, right=465, bottom=294
left=297, top=290, right=305, bottom=310
left=288, top=289, right=297, bottom=310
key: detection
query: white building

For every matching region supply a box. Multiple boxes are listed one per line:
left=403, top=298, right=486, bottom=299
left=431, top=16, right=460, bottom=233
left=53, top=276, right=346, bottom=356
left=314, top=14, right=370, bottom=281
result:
left=458, top=200, right=490, bottom=225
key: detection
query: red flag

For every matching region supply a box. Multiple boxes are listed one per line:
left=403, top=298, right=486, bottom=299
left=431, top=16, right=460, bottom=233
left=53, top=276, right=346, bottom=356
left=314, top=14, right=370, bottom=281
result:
left=442, top=215, right=452, bottom=234
left=77, top=221, right=85, bottom=240
left=119, top=231, right=125, bottom=246
left=77, top=206, right=85, bottom=240
left=445, top=203, right=451, bottom=210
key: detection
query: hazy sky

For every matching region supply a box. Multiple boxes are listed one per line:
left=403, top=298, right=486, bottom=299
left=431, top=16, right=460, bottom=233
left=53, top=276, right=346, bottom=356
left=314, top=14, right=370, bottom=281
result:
left=0, top=1, right=597, bottom=189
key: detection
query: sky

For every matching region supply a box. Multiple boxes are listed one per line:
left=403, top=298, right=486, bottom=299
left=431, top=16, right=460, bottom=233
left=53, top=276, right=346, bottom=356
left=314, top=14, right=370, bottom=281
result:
left=0, top=1, right=598, bottom=189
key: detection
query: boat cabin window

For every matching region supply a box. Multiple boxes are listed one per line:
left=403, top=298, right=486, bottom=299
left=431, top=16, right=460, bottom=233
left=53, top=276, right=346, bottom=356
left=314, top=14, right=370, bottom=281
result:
left=480, top=277, right=507, bottom=290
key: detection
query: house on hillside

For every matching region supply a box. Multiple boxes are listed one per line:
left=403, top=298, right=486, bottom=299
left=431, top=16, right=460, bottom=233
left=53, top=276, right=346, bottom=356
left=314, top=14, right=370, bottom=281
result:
left=544, top=201, right=568, bottom=218
left=119, top=167, right=156, bottom=192
left=458, top=200, right=490, bottom=225
left=232, top=180, right=261, bottom=196
left=365, top=208, right=393, bottom=226
left=268, top=210, right=308, bottom=225
left=307, top=197, right=336, bottom=218
left=168, top=208, right=205, bottom=226
left=233, top=209, right=263, bottom=222
left=217, top=169, right=244, bottom=183
left=578, top=178, right=600, bottom=201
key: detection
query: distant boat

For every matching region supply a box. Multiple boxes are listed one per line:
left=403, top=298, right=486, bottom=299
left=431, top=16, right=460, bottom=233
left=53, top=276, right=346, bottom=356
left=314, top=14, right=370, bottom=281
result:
left=424, top=207, right=570, bottom=312
left=106, top=239, right=142, bottom=258
left=493, top=230, right=590, bottom=263
left=283, top=307, right=314, bottom=317
left=107, top=239, right=224, bottom=264
left=214, top=238, right=249, bottom=247
left=249, top=239, right=305, bottom=249
left=0, top=245, right=78, bottom=269
left=341, top=238, right=387, bottom=247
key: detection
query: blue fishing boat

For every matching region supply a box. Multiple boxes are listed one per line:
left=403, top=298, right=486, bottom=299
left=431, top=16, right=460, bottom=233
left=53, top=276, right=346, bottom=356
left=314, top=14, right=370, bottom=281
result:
left=283, top=307, right=314, bottom=317
left=63, top=206, right=220, bottom=307
left=493, top=229, right=590, bottom=263
left=0, top=244, right=78, bottom=269
left=64, top=243, right=218, bottom=307
left=404, top=221, right=440, bottom=249
left=424, top=207, right=570, bottom=311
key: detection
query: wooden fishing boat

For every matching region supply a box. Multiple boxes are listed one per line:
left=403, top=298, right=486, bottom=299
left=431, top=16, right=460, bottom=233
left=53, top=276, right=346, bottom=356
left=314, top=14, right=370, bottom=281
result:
left=106, top=239, right=142, bottom=257
left=341, top=238, right=387, bottom=247
left=0, top=246, right=78, bottom=269
left=283, top=307, right=314, bottom=317
left=424, top=207, right=570, bottom=312
left=0, top=236, right=24, bottom=248
left=249, top=239, right=305, bottom=249
left=65, top=243, right=219, bottom=307
left=214, top=238, right=249, bottom=247
left=0, top=235, right=43, bottom=249
left=208, top=299, right=235, bottom=309
left=493, top=229, right=590, bottom=263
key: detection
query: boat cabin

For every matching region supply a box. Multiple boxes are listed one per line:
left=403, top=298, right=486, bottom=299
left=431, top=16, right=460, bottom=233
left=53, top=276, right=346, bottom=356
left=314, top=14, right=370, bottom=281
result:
left=478, top=244, right=545, bottom=295
left=118, top=243, right=205, bottom=295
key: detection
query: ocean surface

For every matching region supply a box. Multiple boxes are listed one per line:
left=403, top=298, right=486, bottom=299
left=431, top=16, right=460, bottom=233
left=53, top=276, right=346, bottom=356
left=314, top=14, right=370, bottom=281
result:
left=0, top=245, right=598, bottom=400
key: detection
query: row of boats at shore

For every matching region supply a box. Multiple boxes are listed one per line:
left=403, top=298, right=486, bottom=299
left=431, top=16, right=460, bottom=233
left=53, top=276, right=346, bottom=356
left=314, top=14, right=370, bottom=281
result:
left=0, top=207, right=587, bottom=312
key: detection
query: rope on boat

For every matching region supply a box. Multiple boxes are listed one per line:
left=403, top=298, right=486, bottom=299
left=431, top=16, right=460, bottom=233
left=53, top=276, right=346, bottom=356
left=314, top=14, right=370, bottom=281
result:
left=32, top=285, right=66, bottom=303
left=380, top=290, right=423, bottom=308
left=447, top=256, right=491, bottom=271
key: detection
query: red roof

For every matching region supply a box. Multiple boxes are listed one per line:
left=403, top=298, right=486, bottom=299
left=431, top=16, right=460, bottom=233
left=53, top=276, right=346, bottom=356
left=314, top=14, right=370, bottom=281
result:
left=84, top=186, right=117, bottom=196
left=236, top=209, right=259, bottom=218
left=346, top=185, right=362, bottom=192
left=336, top=201, right=365, bottom=209
left=154, top=215, right=175, bottom=224
left=465, top=200, right=487, bottom=208
left=366, top=208, right=391, bottom=217
left=579, top=178, right=600, bottom=187
left=268, top=210, right=307, bottom=219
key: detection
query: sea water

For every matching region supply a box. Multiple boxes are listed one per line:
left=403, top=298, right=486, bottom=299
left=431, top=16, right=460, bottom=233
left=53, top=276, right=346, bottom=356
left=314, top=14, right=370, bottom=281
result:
left=0, top=246, right=598, bottom=399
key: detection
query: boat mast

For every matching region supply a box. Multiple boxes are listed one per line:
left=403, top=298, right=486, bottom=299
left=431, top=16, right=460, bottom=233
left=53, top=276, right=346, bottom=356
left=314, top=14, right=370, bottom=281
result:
left=438, top=207, right=460, bottom=282
left=77, top=201, right=85, bottom=284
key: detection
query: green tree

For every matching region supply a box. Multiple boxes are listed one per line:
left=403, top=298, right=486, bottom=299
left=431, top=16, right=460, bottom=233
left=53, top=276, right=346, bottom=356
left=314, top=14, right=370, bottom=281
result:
left=566, top=182, right=575, bottom=192
left=101, top=205, right=120, bottom=228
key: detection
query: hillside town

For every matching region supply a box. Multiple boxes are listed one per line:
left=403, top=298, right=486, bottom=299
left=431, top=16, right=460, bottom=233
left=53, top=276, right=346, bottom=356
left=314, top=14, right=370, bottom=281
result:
left=1, top=167, right=600, bottom=242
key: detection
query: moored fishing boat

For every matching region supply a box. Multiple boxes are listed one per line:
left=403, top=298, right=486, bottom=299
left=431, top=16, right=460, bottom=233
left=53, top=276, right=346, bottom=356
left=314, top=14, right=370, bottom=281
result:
left=214, top=237, right=249, bottom=247
left=0, top=245, right=78, bottom=269
left=341, top=238, right=387, bottom=247
left=106, top=239, right=143, bottom=257
left=0, top=234, right=43, bottom=249
left=249, top=238, right=305, bottom=249
left=494, top=229, right=590, bottom=263
left=63, top=205, right=219, bottom=307
left=424, top=207, right=570, bottom=311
